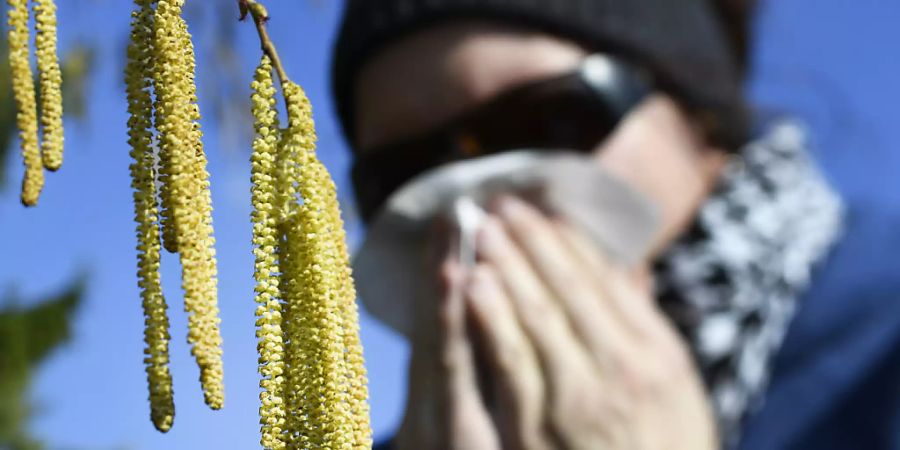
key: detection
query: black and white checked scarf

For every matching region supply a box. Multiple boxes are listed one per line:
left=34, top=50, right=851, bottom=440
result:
left=654, top=121, right=844, bottom=445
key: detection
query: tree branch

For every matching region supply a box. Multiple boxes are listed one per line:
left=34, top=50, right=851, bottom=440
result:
left=239, top=0, right=290, bottom=92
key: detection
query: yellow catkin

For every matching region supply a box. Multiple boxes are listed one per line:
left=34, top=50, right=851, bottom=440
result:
left=331, top=195, right=372, bottom=449
left=33, top=0, right=64, bottom=171
left=125, top=0, right=175, bottom=432
left=277, top=97, right=310, bottom=450
left=156, top=100, right=179, bottom=254
left=250, top=56, right=287, bottom=450
left=7, top=0, right=43, bottom=206
left=178, top=14, right=220, bottom=370
left=154, top=9, right=177, bottom=256
left=278, top=80, right=371, bottom=448
left=275, top=103, right=309, bottom=447
left=152, top=0, right=224, bottom=410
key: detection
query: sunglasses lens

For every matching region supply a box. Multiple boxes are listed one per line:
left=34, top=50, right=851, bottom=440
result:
left=352, top=74, right=631, bottom=223
left=470, top=78, right=618, bottom=153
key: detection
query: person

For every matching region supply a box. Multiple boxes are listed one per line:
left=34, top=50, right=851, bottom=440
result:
left=330, top=0, right=847, bottom=448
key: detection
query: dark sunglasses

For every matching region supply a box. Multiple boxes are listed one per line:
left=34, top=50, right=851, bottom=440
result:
left=351, top=54, right=652, bottom=223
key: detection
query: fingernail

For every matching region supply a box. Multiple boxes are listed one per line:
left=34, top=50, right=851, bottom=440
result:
left=476, top=217, right=502, bottom=254
left=496, top=195, right=528, bottom=220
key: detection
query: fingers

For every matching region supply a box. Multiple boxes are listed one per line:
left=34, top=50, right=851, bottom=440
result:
left=551, top=218, right=664, bottom=340
left=474, top=211, right=599, bottom=407
left=554, top=217, right=687, bottom=354
left=465, top=264, right=551, bottom=450
left=436, top=259, right=501, bottom=450
left=483, top=196, right=635, bottom=360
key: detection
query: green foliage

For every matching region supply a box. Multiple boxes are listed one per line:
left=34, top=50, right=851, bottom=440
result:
left=60, top=45, right=95, bottom=124
left=0, top=280, right=85, bottom=450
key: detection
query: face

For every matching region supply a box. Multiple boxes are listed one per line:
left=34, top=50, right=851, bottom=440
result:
left=353, top=21, right=729, bottom=260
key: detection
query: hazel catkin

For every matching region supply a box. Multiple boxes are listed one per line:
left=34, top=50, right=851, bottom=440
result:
left=125, top=0, right=175, bottom=433
left=124, top=0, right=225, bottom=431
left=151, top=0, right=224, bottom=410
left=34, top=0, right=64, bottom=171
left=276, top=80, right=371, bottom=449
left=7, top=0, right=43, bottom=206
left=240, top=2, right=372, bottom=444
left=244, top=63, right=371, bottom=447
left=250, top=55, right=287, bottom=450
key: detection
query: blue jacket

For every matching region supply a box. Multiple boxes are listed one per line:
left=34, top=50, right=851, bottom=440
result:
left=737, top=153, right=900, bottom=448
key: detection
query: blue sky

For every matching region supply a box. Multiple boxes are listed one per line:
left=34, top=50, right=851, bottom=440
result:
left=1, top=0, right=898, bottom=449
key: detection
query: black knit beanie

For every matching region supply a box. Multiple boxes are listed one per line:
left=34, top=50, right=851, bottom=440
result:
left=332, top=0, right=749, bottom=149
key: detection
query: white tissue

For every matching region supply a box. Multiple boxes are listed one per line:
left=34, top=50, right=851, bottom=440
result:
left=453, top=196, right=487, bottom=268
left=353, top=151, right=660, bottom=337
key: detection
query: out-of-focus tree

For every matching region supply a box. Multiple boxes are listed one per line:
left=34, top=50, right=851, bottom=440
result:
left=0, top=11, right=95, bottom=448
left=0, top=281, right=84, bottom=450
left=60, top=45, right=96, bottom=125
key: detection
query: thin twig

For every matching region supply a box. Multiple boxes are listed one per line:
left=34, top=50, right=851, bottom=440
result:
left=239, top=0, right=290, bottom=106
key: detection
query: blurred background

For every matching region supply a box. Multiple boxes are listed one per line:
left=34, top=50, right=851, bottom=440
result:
left=0, top=0, right=897, bottom=448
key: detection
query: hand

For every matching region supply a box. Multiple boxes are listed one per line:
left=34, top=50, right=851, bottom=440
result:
left=462, top=196, right=717, bottom=450
left=393, top=231, right=501, bottom=450
left=393, top=195, right=717, bottom=450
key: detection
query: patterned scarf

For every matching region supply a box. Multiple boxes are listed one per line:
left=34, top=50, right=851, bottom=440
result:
left=655, top=121, right=844, bottom=444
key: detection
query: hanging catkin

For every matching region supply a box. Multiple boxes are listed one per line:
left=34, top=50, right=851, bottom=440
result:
left=250, top=55, right=287, bottom=450
left=151, top=0, right=224, bottom=410
left=124, top=0, right=224, bottom=431
left=125, top=0, right=175, bottom=432
left=287, top=82, right=356, bottom=448
left=5, top=0, right=64, bottom=206
left=7, top=0, right=43, bottom=206
left=34, top=0, right=64, bottom=171
left=247, top=52, right=372, bottom=448
left=242, top=3, right=371, bottom=445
